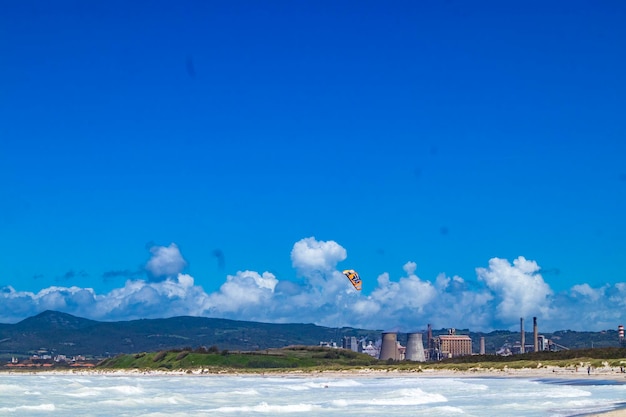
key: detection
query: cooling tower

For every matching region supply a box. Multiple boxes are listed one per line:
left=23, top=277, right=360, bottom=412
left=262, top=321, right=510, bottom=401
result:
left=379, top=332, right=398, bottom=360
left=405, top=333, right=425, bottom=362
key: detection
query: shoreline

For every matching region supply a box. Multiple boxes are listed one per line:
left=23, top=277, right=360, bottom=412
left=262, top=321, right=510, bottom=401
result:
left=3, top=364, right=626, bottom=381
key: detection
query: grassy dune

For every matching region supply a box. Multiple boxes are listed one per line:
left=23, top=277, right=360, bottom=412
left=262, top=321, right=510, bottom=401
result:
left=98, top=346, right=380, bottom=373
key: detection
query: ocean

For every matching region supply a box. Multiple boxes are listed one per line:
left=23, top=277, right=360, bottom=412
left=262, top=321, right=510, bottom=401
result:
left=0, top=373, right=624, bottom=416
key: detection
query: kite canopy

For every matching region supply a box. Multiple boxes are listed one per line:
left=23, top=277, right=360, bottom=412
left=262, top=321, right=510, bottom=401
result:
left=342, top=269, right=362, bottom=291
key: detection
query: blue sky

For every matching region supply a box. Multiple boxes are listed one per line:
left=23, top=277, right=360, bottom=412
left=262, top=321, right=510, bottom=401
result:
left=1, top=1, right=625, bottom=332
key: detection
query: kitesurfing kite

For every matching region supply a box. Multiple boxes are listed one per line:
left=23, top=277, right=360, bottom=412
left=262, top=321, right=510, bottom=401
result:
left=342, top=269, right=362, bottom=291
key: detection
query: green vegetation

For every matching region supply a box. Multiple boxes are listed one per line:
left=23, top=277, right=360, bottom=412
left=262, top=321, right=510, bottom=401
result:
left=444, top=347, right=626, bottom=363
left=98, top=346, right=380, bottom=372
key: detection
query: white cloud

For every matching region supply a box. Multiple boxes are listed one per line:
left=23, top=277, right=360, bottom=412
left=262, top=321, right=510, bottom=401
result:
left=571, top=283, right=603, bottom=301
left=476, top=256, right=553, bottom=321
left=145, top=243, right=187, bottom=280
left=291, top=237, right=347, bottom=274
left=3, top=240, right=626, bottom=333
left=206, top=271, right=278, bottom=317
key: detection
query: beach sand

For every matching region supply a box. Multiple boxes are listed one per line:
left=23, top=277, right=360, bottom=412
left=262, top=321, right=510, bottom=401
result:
left=5, top=363, right=626, bottom=382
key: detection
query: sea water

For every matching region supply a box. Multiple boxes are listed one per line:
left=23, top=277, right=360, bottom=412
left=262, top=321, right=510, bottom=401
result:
left=0, top=374, right=624, bottom=416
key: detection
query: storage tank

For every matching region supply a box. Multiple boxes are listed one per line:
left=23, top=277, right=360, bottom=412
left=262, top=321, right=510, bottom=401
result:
left=405, top=333, right=425, bottom=362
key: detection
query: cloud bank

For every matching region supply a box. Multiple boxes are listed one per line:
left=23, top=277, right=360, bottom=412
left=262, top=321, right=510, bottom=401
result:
left=1, top=237, right=624, bottom=332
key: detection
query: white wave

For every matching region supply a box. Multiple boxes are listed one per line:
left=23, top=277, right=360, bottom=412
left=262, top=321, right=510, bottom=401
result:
left=230, top=388, right=260, bottom=396
left=210, top=401, right=321, bottom=413
left=431, top=405, right=465, bottom=414
left=288, top=378, right=362, bottom=391
left=540, top=386, right=593, bottom=399
left=368, top=388, right=448, bottom=406
left=125, top=413, right=192, bottom=417
left=101, top=384, right=146, bottom=395
left=446, top=378, right=490, bottom=392
left=64, top=387, right=99, bottom=398
left=60, top=384, right=145, bottom=398
left=97, top=394, right=188, bottom=407
left=0, top=383, right=25, bottom=393
left=329, top=387, right=447, bottom=407
left=554, top=398, right=626, bottom=415
left=330, top=399, right=349, bottom=407
left=284, top=384, right=310, bottom=391
left=0, top=403, right=56, bottom=412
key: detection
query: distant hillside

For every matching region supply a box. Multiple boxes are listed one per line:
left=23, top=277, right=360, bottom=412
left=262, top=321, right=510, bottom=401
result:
left=0, top=311, right=380, bottom=359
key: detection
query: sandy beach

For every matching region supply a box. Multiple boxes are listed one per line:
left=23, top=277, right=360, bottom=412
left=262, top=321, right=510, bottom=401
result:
left=4, top=363, right=626, bottom=381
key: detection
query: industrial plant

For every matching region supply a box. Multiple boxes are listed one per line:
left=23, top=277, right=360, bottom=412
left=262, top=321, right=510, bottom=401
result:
left=331, top=317, right=626, bottom=362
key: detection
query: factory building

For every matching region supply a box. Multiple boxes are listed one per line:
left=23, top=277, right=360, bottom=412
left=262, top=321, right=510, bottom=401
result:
left=434, top=329, right=472, bottom=358
left=362, top=341, right=380, bottom=358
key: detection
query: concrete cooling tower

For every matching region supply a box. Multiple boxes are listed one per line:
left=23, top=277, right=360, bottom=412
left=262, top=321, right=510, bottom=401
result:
left=405, top=333, right=425, bottom=362
left=379, top=332, right=398, bottom=360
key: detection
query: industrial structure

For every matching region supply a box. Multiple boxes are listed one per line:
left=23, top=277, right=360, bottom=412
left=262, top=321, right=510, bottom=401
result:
left=493, top=316, right=571, bottom=355
left=405, top=333, right=426, bottom=362
left=331, top=316, right=625, bottom=362
left=533, top=317, right=539, bottom=352
left=519, top=317, right=526, bottom=353
left=379, top=332, right=402, bottom=360
left=378, top=332, right=426, bottom=361
left=342, top=336, right=358, bottom=352
left=433, top=328, right=473, bottom=359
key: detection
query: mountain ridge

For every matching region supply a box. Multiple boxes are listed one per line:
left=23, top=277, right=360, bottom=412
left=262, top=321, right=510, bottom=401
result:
left=1, top=311, right=622, bottom=360
left=0, top=311, right=381, bottom=359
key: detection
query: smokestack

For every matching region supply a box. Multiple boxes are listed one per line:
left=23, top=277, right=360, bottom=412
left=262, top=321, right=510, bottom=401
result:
left=533, top=317, right=538, bottom=352
left=619, top=325, right=624, bottom=345
left=379, top=332, right=398, bottom=360
left=480, top=337, right=485, bottom=355
left=519, top=317, right=526, bottom=353
left=405, top=333, right=426, bottom=362
left=427, top=324, right=432, bottom=350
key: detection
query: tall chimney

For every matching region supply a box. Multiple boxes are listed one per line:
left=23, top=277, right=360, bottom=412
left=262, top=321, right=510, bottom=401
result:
left=533, top=317, right=538, bottom=352
left=519, top=317, right=526, bottom=353
left=379, top=332, right=398, bottom=360
left=480, top=337, right=485, bottom=355
left=405, top=333, right=426, bottom=362
left=427, top=324, right=432, bottom=350
left=619, top=325, right=624, bottom=345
